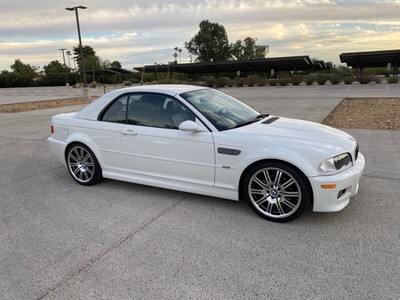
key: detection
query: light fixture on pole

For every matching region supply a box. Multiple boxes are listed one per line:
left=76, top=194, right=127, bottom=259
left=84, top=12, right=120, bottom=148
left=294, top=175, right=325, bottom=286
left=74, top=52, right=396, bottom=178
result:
left=65, top=5, right=89, bottom=99
left=58, top=48, right=69, bottom=86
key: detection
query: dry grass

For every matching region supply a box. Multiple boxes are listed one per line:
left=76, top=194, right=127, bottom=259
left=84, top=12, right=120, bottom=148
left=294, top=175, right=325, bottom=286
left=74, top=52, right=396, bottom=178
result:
left=0, top=97, right=96, bottom=113
left=322, top=98, right=400, bottom=130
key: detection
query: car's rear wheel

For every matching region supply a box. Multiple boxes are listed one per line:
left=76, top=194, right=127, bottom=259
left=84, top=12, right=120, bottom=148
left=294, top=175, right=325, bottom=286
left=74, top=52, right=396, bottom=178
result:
left=66, top=143, right=102, bottom=186
left=243, top=162, right=310, bottom=222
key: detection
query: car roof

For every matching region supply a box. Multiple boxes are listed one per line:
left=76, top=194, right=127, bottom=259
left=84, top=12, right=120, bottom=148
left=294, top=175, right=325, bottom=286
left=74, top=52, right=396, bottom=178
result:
left=116, top=84, right=207, bottom=96
left=75, top=84, right=208, bottom=121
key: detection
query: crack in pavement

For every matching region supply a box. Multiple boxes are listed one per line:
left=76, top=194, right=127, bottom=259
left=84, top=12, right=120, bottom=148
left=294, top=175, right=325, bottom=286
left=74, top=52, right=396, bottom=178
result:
left=36, top=193, right=192, bottom=300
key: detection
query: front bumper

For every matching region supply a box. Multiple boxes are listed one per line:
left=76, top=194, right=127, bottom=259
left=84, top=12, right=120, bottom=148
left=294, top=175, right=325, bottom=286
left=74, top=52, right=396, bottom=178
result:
left=310, top=153, right=365, bottom=212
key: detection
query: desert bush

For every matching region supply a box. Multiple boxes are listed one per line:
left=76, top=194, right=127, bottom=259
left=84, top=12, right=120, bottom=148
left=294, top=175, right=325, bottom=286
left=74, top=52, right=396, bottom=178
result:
left=305, top=73, right=318, bottom=85
left=277, top=78, right=290, bottom=86
left=316, top=74, right=328, bottom=85
left=202, top=76, right=215, bottom=87
left=235, top=78, right=245, bottom=87
left=256, top=76, right=266, bottom=86
left=245, top=75, right=259, bottom=87
left=328, top=74, right=342, bottom=85
left=215, top=76, right=231, bottom=88
left=290, top=75, right=304, bottom=85
left=343, top=76, right=355, bottom=84
left=357, top=76, right=373, bottom=84
left=387, top=76, right=399, bottom=84
left=122, top=80, right=133, bottom=86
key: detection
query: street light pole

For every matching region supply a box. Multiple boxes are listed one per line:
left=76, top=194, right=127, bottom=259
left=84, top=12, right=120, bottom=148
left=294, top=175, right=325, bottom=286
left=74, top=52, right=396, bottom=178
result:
left=58, top=48, right=69, bottom=86
left=65, top=5, right=89, bottom=99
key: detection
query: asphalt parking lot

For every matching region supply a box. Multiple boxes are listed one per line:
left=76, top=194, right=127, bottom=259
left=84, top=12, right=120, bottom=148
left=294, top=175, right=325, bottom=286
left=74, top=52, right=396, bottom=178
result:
left=0, top=85, right=399, bottom=299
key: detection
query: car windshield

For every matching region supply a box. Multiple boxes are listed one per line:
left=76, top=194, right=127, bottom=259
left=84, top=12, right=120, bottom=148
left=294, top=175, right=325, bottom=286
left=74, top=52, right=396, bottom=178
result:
left=180, top=89, right=261, bottom=131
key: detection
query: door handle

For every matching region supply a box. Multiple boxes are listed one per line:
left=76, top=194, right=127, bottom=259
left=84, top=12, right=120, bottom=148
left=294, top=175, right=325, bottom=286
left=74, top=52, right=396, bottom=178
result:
left=121, top=129, right=137, bottom=136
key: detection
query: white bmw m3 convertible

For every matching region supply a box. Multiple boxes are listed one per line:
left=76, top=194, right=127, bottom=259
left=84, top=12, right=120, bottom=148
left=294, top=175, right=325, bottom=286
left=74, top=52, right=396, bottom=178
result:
left=48, top=85, right=365, bottom=222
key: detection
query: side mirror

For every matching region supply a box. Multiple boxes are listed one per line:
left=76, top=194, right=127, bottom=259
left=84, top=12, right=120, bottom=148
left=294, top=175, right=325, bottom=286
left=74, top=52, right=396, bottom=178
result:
left=179, top=120, right=199, bottom=132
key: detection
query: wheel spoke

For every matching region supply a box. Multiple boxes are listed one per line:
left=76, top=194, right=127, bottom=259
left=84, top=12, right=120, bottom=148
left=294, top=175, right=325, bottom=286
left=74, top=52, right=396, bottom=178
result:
left=83, top=153, right=91, bottom=162
left=281, top=191, right=300, bottom=197
left=263, top=170, right=272, bottom=184
left=86, top=168, right=94, bottom=176
left=280, top=198, right=297, bottom=210
left=251, top=188, right=265, bottom=195
left=255, top=196, right=269, bottom=206
left=253, top=177, right=267, bottom=188
left=266, top=202, right=273, bottom=214
left=274, top=171, right=282, bottom=185
left=73, top=167, right=81, bottom=175
left=275, top=201, right=285, bottom=215
left=281, top=178, right=294, bottom=190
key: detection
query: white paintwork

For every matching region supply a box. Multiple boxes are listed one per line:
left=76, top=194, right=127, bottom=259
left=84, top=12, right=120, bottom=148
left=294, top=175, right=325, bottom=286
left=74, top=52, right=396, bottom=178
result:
left=48, top=85, right=365, bottom=213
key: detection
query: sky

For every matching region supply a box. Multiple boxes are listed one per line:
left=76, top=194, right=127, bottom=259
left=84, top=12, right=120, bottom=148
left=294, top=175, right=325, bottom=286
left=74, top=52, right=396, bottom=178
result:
left=1, top=0, right=400, bottom=71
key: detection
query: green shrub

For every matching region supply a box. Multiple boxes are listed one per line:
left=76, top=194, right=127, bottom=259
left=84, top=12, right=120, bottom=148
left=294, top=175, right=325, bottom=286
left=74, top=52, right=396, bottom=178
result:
left=122, top=80, right=133, bottom=86
left=328, top=74, right=342, bottom=85
left=387, top=77, right=399, bottom=84
left=305, top=73, right=318, bottom=85
left=226, top=78, right=235, bottom=87
left=290, top=75, right=304, bottom=86
left=316, top=74, right=328, bottom=85
left=277, top=78, right=290, bottom=86
left=257, top=77, right=267, bottom=86
left=235, top=78, right=245, bottom=87
left=203, top=76, right=216, bottom=87
left=357, top=76, right=373, bottom=84
left=343, top=76, right=355, bottom=84
left=268, top=79, right=277, bottom=86
left=215, top=76, right=230, bottom=88
left=245, top=75, right=259, bottom=87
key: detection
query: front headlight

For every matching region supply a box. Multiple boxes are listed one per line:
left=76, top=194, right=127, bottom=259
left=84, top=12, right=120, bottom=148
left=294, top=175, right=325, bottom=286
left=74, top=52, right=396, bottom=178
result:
left=319, top=153, right=352, bottom=175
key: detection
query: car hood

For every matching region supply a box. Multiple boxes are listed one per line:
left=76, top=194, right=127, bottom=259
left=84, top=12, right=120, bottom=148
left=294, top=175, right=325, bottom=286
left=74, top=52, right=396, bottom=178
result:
left=218, top=116, right=356, bottom=158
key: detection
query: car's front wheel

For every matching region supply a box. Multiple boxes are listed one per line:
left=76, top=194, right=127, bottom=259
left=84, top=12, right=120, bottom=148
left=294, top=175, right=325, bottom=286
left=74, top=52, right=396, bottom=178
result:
left=243, top=162, right=310, bottom=222
left=66, top=143, right=102, bottom=186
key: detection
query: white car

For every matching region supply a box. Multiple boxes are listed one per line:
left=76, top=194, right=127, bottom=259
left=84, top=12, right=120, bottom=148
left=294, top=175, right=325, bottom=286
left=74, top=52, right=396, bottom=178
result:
left=48, top=85, right=365, bottom=222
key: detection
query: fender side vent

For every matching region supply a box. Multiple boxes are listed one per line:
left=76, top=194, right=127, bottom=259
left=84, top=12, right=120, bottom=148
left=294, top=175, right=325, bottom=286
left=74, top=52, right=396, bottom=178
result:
left=262, top=117, right=279, bottom=124
left=218, top=148, right=241, bottom=156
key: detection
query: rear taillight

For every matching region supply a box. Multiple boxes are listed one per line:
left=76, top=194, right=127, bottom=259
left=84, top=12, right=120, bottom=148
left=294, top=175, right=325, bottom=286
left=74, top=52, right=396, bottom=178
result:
left=51, top=125, right=54, bottom=134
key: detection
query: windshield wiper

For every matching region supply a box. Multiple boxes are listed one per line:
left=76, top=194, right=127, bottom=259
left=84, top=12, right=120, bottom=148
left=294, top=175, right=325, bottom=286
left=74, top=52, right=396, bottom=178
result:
left=235, top=113, right=269, bottom=128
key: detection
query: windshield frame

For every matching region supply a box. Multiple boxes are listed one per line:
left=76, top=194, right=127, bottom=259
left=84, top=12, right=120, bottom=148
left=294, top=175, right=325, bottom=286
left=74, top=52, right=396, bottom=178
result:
left=180, top=88, right=261, bottom=131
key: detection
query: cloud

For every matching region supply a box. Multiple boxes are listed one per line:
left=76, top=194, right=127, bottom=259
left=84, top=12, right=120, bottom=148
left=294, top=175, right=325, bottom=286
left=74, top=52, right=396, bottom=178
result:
left=0, top=0, right=400, bottom=70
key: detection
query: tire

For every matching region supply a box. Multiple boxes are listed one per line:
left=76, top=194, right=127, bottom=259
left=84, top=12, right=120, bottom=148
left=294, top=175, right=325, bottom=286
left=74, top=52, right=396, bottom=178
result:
left=66, top=143, right=103, bottom=186
left=243, top=162, right=310, bottom=222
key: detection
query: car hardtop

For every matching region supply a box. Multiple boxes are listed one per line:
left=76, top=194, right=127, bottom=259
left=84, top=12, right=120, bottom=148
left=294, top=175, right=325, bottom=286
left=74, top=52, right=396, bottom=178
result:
left=75, top=84, right=207, bottom=121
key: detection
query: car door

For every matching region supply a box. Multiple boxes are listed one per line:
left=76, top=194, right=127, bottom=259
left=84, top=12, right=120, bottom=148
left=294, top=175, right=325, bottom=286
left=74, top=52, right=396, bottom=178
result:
left=120, top=93, right=215, bottom=186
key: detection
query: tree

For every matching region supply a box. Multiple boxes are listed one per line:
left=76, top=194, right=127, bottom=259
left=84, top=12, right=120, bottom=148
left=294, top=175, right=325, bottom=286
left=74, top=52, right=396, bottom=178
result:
left=10, top=59, right=38, bottom=77
left=185, top=20, right=231, bottom=62
left=43, top=60, right=65, bottom=75
left=72, top=45, right=101, bottom=70
left=110, top=61, right=122, bottom=69
left=231, top=37, right=269, bottom=60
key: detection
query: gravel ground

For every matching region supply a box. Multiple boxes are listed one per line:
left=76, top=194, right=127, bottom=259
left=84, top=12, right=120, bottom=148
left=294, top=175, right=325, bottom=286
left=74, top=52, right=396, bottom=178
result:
left=322, top=97, right=400, bottom=130
left=1, top=96, right=400, bottom=130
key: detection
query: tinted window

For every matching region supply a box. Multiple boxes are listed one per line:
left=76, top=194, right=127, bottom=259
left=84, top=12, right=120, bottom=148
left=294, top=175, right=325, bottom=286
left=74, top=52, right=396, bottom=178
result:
left=102, top=96, right=128, bottom=123
left=126, top=93, right=195, bottom=129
